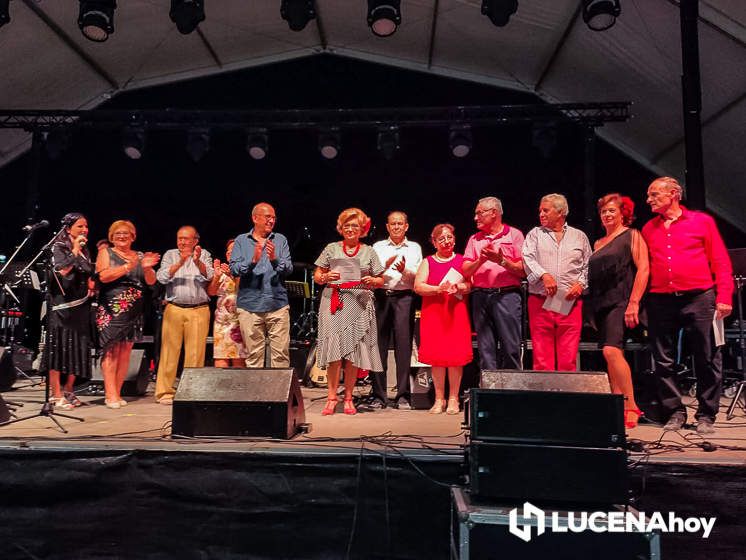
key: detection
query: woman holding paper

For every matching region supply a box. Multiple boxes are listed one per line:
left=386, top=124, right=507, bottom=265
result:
left=414, top=224, right=472, bottom=414
left=313, top=208, right=385, bottom=415
left=588, top=193, right=648, bottom=428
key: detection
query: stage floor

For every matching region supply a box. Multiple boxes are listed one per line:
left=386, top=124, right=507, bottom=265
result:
left=2, top=379, right=745, bottom=466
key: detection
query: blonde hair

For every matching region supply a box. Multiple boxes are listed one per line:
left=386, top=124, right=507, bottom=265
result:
left=336, top=208, right=371, bottom=237
left=541, top=193, right=569, bottom=217
left=108, top=220, right=137, bottom=243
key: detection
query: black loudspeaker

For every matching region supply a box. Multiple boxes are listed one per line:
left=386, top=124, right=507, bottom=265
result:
left=468, top=441, right=629, bottom=505
left=480, top=369, right=611, bottom=393
left=470, top=389, right=625, bottom=448
left=172, top=368, right=305, bottom=439
left=409, top=367, right=434, bottom=409
left=90, top=348, right=149, bottom=396
left=289, top=339, right=315, bottom=383
left=0, top=348, right=17, bottom=392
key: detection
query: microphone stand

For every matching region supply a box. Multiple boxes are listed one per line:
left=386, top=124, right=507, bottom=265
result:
left=2, top=225, right=85, bottom=433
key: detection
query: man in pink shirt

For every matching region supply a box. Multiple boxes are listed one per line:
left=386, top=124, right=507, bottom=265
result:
left=642, top=177, right=733, bottom=435
left=463, top=197, right=525, bottom=371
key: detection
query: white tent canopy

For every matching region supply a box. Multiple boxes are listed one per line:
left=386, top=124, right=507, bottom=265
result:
left=0, top=1, right=744, bottom=228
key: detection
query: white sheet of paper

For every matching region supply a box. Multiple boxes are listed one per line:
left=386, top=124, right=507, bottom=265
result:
left=329, top=258, right=361, bottom=283
left=439, top=267, right=464, bottom=300
left=542, top=289, right=574, bottom=316
left=713, top=312, right=725, bottom=347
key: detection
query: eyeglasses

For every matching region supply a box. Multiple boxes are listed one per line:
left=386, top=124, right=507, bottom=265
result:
left=474, top=208, right=495, bottom=217
left=113, top=231, right=131, bottom=238
left=342, top=223, right=361, bottom=231
left=436, top=235, right=455, bottom=243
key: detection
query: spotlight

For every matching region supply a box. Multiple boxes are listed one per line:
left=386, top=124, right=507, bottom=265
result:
left=78, top=0, right=117, bottom=42
left=377, top=126, right=400, bottom=160
left=281, top=0, right=316, bottom=32
left=0, top=0, right=10, bottom=29
left=44, top=130, right=70, bottom=160
left=481, top=0, right=518, bottom=27
left=186, top=128, right=210, bottom=162
left=449, top=126, right=472, bottom=158
left=367, top=0, right=401, bottom=38
left=582, top=0, right=621, bottom=32
left=318, top=128, right=341, bottom=160
left=246, top=130, right=268, bottom=160
left=170, top=0, right=205, bottom=35
left=122, top=127, right=146, bottom=160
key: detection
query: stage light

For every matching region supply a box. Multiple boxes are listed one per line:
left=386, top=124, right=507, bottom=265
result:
left=582, top=0, right=621, bottom=32
left=377, top=126, right=400, bottom=160
left=246, top=130, right=268, bottom=160
left=44, top=130, right=70, bottom=160
left=170, top=0, right=205, bottom=35
left=186, top=128, right=210, bottom=162
left=367, top=0, right=401, bottom=38
left=449, top=126, right=472, bottom=158
left=78, top=0, right=116, bottom=42
left=318, top=128, right=341, bottom=160
left=0, top=0, right=10, bottom=29
left=122, top=127, right=146, bottom=160
left=281, top=0, right=316, bottom=32
left=481, top=0, right=518, bottom=27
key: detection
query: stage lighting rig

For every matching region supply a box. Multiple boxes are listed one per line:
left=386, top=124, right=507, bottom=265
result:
left=377, top=126, right=400, bottom=160
left=78, top=0, right=116, bottom=42
left=281, top=0, right=316, bottom=32
left=367, top=0, right=400, bottom=38
left=170, top=0, right=205, bottom=35
left=449, top=126, right=472, bottom=158
left=582, top=0, right=621, bottom=32
left=481, top=0, right=518, bottom=27
left=318, top=128, right=341, bottom=160
left=122, top=127, right=146, bottom=160
left=0, top=0, right=10, bottom=29
left=186, top=128, right=210, bottom=162
left=246, top=129, right=268, bottom=160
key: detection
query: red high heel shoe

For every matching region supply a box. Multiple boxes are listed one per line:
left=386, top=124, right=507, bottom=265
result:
left=343, top=399, right=357, bottom=415
left=321, top=399, right=338, bottom=416
left=624, top=408, right=643, bottom=429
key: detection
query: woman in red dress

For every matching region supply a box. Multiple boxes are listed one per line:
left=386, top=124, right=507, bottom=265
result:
left=414, top=224, right=472, bottom=414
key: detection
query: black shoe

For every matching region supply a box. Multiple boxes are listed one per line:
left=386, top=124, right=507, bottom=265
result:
left=364, top=398, right=387, bottom=410
left=663, top=412, right=686, bottom=431
left=395, top=398, right=412, bottom=410
left=696, top=418, right=716, bottom=435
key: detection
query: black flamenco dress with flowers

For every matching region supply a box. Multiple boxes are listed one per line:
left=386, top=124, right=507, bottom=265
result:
left=96, top=248, right=147, bottom=351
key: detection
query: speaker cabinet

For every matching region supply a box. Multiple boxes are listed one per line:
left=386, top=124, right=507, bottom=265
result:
left=469, top=442, right=629, bottom=505
left=469, top=389, right=625, bottom=448
left=91, top=348, right=149, bottom=396
left=480, top=369, right=611, bottom=393
left=0, top=347, right=17, bottom=392
left=172, top=368, right=305, bottom=439
left=410, top=367, right=434, bottom=409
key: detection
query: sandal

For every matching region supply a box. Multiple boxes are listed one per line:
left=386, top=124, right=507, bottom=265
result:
left=446, top=397, right=460, bottom=415
left=429, top=399, right=446, bottom=414
left=54, top=397, right=74, bottom=411
left=343, top=399, right=357, bottom=415
left=321, top=399, right=338, bottom=416
left=624, top=408, right=643, bottom=429
left=64, top=392, right=83, bottom=407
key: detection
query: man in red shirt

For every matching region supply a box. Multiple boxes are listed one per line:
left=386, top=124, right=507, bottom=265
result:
left=642, top=177, right=733, bottom=434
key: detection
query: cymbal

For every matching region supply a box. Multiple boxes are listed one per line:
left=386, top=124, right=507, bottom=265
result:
left=292, top=261, right=315, bottom=270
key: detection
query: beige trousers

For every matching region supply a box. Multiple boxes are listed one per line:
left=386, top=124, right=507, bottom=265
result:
left=237, top=305, right=291, bottom=368
left=155, top=304, right=210, bottom=400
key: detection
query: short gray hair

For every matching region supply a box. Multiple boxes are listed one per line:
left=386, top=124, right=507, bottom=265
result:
left=652, top=177, right=683, bottom=201
left=478, top=196, right=503, bottom=215
left=541, top=193, right=569, bottom=217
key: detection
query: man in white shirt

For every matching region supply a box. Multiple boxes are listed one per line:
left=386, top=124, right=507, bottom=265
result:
left=371, top=211, right=423, bottom=409
left=522, top=194, right=591, bottom=371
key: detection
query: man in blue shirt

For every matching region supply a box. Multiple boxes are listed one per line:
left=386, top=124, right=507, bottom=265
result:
left=230, top=202, right=293, bottom=368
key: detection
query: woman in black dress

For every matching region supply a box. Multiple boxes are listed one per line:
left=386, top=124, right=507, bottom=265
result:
left=588, top=194, right=649, bottom=428
left=45, top=213, right=94, bottom=409
left=95, top=220, right=159, bottom=409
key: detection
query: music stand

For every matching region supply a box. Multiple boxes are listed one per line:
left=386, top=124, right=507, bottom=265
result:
left=1, top=225, right=85, bottom=433
left=285, top=280, right=310, bottom=299
left=726, top=249, right=746, bottom=420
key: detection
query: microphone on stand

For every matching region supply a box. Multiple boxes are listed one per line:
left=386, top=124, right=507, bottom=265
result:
left=22, top=219, right=50, bottom=232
